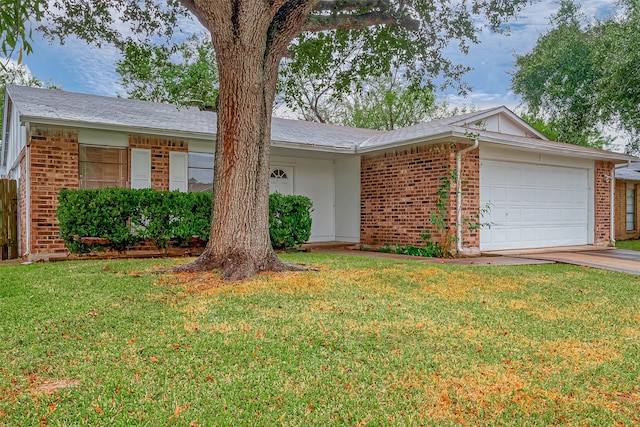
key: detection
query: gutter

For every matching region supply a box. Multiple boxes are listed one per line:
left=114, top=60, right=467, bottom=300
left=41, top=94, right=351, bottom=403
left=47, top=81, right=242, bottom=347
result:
left=456, top=138, right=480, bottom=254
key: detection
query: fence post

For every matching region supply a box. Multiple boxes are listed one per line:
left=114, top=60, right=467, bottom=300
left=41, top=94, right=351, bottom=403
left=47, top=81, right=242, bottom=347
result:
left=0, top=179, right=18, bottom=260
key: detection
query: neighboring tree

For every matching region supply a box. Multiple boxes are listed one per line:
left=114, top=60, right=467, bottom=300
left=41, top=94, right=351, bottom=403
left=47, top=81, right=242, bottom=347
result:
left=0, top=61, right=42, bottom=118
left=279, top=61, right=440, bottom=130
left=116, top=33, right=218, bottom=110
left=0, top=61, right=46, bottom=152
left=519, top=112, right=613, bottom=148
left=592, top=0, right=640, bottom=153
left=511, top=0, right=638, bottom=152
left=0, top=0, right=42, bottom=70
left=40, top=0, right=532, bottom=280
left=337, top=75, right=438, bottom=130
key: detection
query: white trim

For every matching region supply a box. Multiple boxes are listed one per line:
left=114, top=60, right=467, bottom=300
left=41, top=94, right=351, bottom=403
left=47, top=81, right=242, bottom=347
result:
left=588, top=168, right=595, bottom=245
left=187, top=139, right=216, bottom=153
left=78, top=129, right=128, bottom=147
left=25, top=145, right=31, bottom=257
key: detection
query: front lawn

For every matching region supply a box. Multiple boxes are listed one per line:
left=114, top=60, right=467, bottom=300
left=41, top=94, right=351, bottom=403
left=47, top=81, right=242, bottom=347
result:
left=0, top=255, right=638, bottom=425
left=616, top=239, right=640, bottom=251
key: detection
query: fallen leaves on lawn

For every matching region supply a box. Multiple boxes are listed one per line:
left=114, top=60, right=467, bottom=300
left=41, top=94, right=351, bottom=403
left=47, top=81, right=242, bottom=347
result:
left=156, top=271, right=226, bottom=294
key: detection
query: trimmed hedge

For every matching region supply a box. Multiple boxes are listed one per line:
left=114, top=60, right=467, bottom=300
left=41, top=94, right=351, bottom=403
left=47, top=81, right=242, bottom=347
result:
left=57, top=188, right=312, bottom=254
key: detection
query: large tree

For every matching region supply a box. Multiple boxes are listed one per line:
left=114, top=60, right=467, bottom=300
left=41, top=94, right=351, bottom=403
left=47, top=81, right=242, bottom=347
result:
left=39, top=0, right=531, bottom=280
left=511, top=0, right=639, bottom=152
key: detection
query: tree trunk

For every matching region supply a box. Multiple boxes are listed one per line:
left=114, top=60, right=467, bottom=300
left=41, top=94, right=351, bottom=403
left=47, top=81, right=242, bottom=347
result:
left=173, top=1, right=316, bottom=280
left=175, top=50, right=296, bottom=280
left=173, top=24, right=286, bottom=280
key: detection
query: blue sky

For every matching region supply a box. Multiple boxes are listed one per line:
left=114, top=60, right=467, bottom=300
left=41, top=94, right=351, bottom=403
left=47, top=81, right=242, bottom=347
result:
left=19, top=1, right=617, bottom=110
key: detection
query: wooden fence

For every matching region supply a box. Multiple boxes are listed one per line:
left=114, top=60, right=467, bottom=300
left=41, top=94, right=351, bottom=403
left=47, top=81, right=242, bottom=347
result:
left=0, top=179, right=18, bottom=260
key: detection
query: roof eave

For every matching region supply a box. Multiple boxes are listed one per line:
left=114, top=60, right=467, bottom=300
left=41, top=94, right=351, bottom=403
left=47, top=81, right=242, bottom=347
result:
left=270, top=139, right=356, bottom=154
left=477, top=133, right=639, bottom=163
left=20, top=116, right=216, bottom=142
left=356, top=131, right=476, bottom=153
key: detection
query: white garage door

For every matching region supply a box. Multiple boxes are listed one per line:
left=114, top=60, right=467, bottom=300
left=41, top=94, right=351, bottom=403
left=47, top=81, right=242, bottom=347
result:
left=480, top=160, right=589, bottom=251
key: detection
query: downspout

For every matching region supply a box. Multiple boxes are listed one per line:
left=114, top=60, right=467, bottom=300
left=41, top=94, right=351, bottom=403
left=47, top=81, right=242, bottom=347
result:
left=456, top=138, right=479, bottom=254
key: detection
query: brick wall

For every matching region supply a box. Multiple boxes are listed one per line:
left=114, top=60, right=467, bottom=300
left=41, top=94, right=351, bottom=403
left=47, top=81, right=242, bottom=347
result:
left=129, top=135, right=187, bottom=191
left=28, top=126, right=79, bottom=259
left=594, top=160, right=614, bottom=245
left=360, top=142, right=480, bottom=249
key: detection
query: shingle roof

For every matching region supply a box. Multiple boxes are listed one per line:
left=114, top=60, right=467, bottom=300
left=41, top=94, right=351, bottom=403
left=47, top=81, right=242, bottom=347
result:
left=615, top=162, right=640, bottom=181
left=4, top=84, right=637, bottom=164
left=5, top=84, right=379, bottom=148
left=6, top=84, right=215, bottom=137
left=358, top=108, right=503, bottom=149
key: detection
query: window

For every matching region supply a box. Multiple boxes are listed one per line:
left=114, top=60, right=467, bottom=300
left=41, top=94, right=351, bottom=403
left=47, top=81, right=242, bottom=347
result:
left=79, top=146, right=128, bottom=189
left=269, top=166, right=293, bottom=195
left=626, top=185, right=636, bottom=231
left=270, top=169, right=288, bottom=179
left=188, top=152, right=214, bottom=192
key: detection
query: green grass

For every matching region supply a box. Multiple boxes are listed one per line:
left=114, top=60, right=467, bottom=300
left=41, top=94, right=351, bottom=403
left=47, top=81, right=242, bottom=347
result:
left=616, top=239, right=640, bottom=251
left=1, top=255, right=639, bottom=425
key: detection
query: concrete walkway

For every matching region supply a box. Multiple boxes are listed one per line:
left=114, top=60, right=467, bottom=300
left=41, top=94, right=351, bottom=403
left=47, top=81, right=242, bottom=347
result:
left=305, top=243, right=640, bottom=274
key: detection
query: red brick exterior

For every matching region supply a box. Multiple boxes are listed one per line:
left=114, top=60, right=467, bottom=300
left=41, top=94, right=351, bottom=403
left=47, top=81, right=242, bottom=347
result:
left=594, top=160, right=614, bottom=245
left=129, top=135, right=187, bottom=191
left=11, top=125, right=617, bottom=259
left=18, top=130, right=190, bottom=260
left=360, top=142, right=480, bottom=251
left=28, top=126, right=79, bottom=259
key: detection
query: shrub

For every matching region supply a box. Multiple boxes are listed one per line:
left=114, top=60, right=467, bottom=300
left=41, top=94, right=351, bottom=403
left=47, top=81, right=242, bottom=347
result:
left=57, top=188, right=312, bottom=254
left=57, top=188, right=141, bottom=253
left=268, top=192, right=313, bottom=250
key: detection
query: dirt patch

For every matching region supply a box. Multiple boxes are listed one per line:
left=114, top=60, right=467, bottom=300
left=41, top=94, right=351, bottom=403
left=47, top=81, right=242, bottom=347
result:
left=30, top=379, right=80, bottom=395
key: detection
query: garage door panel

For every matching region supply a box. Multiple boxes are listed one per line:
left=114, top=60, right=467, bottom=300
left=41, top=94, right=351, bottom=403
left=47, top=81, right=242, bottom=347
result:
left=480, top=160, right=589, bottom=250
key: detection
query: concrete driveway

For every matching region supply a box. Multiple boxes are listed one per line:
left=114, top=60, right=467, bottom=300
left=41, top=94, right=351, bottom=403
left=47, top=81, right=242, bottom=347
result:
left=510, top=248, right=640, bottom=275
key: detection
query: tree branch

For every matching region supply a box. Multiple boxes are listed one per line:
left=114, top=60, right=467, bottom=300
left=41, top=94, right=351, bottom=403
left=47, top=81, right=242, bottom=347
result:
left=303, top=11, right=419, bottom=32
left=179, top=0, right=212, bottom=32
left=312, top=0, right=386, bottom=12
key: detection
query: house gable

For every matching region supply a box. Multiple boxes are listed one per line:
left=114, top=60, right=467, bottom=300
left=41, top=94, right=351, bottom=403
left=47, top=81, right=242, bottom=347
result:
left=450, top=107, right=548, bottom=140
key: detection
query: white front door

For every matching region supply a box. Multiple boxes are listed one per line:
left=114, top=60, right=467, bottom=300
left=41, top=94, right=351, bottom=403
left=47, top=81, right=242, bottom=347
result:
left=480, top=160, right=590, bottom=250
left=269, top=166, right=294, bottom=195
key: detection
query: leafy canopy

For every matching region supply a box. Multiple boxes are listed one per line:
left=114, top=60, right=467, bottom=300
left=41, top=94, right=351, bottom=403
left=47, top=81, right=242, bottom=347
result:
left=116, top=33, right=218, bottom=110
left=511, top=0, right=639, bottom=152
left=0, top=0, right=42, bottom=69
left=38, top=0, right=532, bottom=101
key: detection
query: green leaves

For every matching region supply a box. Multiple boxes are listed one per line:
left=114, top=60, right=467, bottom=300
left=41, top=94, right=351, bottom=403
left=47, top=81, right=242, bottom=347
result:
left=511, top=0, right=640, bottom=152
left=116, top=33, right=219, bottom=109
left=0, top=0, right=42, bottom=69
left=57, top=188, right=312, bottom=253
left=268, top=192, right=313, bottom=250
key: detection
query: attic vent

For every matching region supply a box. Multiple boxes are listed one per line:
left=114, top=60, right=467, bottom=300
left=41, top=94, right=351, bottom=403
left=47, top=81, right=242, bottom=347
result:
left=270, top=169, right=288, bottom=179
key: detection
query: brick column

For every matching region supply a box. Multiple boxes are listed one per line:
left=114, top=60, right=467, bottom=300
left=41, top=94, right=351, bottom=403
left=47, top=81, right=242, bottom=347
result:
left=28, top=126, right=79, bottom=259
left=594, top=160, right=614, bottom=245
